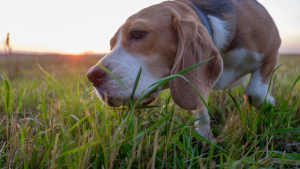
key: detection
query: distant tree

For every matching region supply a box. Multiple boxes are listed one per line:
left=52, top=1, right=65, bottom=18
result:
left=83, top=50, right=94, bottom=55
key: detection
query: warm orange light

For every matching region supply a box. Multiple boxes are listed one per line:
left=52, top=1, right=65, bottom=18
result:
left=0, top=0, right=299, bottom=54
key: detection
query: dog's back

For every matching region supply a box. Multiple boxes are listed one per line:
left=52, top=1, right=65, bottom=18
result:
left=190, top=0, right=281, bottom=54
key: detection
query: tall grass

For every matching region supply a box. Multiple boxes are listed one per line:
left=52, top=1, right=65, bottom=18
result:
left=0, top=55, right=300, bottom=168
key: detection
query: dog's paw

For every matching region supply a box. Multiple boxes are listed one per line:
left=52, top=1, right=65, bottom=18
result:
left=266, top=95, right=275, bottom=105
left=195, top=127, right=214, bottom=141
left=244, top=94, right=275, bottom=108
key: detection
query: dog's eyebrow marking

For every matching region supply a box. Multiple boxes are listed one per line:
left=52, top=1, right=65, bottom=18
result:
left=110, top=28, right=122, bottom=50
left=113, top=31, right=122, bottom=50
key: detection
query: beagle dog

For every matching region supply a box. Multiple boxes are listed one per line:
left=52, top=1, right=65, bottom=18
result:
left=87, top=0, right=281, bottom=139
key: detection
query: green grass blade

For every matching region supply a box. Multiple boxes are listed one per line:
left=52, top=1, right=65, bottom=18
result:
left=285, top=75, right=300, bottom=110
left=177, top=57, right=214, bottom=75
left=227, top=91, right=250, bottom=136
left=128, top=113, right=171, bottom=142
left=57, top=140, right=101, bottom=158
left=77, top=73, right=80, bottom=103
left=96, top=63, right=128, bottom=93
left=133, top=57, right=214, bottom=108
left=129, top=67, right=142, bottom=108
left=267, top=65, right=282, bottom=93
left=69, top=116, right=89, bottom=131
left=40, top=93, right=49, bottom=129
left=134, top=105, right=160, bottom=109
left=20, top=128, right=28, bottom=169
left=36, top=55, right=61, bottom=86
left=271, top=151, right=296, bottom=160
left=268, top=128, right=300, bottom=135
left=172, top=116, right=206, bottom=131
left=18, top=84, right=28, bottom=112
left=0, top=75, right=12, bottom=116
left=189, top=129, right=227, bottom=153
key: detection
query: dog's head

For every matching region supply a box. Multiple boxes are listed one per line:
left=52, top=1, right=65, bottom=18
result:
left=87, top=1, right=222, bottom=110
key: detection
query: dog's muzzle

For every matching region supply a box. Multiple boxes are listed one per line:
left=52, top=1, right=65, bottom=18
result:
left=87, top=65, right=160, bottom=107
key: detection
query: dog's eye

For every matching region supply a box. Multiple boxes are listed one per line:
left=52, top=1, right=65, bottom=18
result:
left=130, top=30, right=146, bottom=40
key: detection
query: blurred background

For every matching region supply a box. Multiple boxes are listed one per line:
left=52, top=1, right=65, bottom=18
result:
left=0, top=0, right=299, bottom=81
left=0, top=0, right=299, bottom=55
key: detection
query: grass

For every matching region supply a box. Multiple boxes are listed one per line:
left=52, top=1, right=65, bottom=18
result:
left=0, top=54, right=300, bottom=168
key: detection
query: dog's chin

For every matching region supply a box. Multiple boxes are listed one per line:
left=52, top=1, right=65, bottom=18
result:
left=94, top=88, right=160, bottom=108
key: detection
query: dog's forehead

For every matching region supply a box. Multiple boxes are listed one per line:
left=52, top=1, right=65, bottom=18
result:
left=128, top=4, right=169, bottom=20
left=124, top=4, right=172, bottom=30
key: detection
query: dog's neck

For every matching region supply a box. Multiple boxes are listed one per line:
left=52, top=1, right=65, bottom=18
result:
left=192, top=4, right=214, bottom=43
left=189, top=0, right=237, bottom=53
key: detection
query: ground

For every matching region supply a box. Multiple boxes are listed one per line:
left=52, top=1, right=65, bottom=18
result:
left=0, top=53, right=300, bottom=168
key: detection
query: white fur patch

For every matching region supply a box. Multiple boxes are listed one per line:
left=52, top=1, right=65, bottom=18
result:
left=95, top=31, right=158, bottom=105
left=225, top=74, right=249, bottom=89
left=194, top=107, right=213, bottom=139
left=208, top=15, right=230, bottom=50
left=214, top=48, right=263, bottom=90
left=244, top=69, right=274, bottom=107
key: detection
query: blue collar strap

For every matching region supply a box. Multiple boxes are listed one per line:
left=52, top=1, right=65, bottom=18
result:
left=192, top=5, right=214, bottom=42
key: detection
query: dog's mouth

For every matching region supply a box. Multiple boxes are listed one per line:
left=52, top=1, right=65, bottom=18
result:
left=94, top=87, right=161, bottom=107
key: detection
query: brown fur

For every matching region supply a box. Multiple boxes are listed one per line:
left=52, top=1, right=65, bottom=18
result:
left=229, top=0, right=281, bottom=83
left=107, top=0, right=280, bottom=110
left=169, top=1, right=223, bottom=110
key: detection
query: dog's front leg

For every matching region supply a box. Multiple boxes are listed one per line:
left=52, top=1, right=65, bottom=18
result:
left=194, top=107, right=213, bottom=140
left=244, top=51, right=279, bottom=108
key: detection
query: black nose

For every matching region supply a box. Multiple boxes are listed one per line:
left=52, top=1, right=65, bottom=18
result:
left=87, top=66, right=106, bottom=87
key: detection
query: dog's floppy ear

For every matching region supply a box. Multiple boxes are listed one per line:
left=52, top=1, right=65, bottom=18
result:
left=170, top=15, right=223, bottom=110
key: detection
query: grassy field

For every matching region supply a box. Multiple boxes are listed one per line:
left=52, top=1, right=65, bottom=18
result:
left=0, top=53, right=300, bottom=168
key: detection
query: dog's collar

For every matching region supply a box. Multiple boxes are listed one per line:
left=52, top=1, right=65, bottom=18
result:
left=192, top=5, right=214, bottom=43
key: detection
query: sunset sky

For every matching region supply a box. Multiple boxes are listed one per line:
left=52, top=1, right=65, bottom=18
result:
left=0, top=0, right=299, bottom=54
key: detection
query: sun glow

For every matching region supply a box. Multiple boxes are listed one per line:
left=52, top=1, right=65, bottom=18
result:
left=0, top=0, right=300, bottom=54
